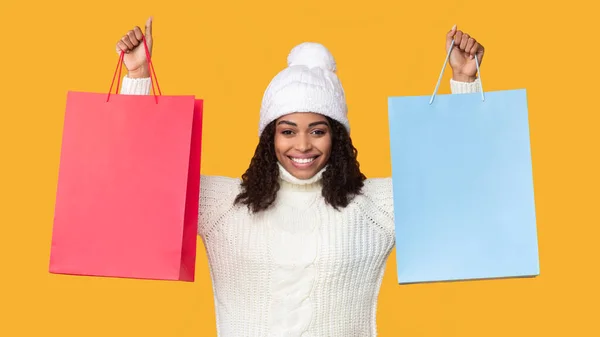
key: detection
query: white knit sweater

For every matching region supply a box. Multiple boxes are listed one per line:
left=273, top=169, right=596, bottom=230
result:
left=121, top=76, right=480, bottom=336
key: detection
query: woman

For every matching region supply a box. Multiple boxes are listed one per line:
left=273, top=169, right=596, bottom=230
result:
left=116, top=18, right=483, bottom=336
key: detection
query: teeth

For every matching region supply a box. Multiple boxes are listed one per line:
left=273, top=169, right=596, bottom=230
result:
left=291, top=157, right=315, bottom=164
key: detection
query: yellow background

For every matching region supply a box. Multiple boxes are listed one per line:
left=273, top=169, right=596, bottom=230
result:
left=1, top=0, right=598, bottom=335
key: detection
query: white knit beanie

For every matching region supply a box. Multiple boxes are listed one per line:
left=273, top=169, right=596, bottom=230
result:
left=258, top=42, right=349, bottom=136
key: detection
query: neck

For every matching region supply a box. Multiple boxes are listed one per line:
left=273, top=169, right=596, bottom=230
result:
left=278, top=163, right=324, bottom=192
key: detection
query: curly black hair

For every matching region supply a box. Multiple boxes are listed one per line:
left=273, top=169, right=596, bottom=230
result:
left=234, top=116, right=366, bottom=213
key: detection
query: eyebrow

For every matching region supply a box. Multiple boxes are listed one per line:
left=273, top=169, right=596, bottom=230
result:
left=308, top=121, right=330, bottom=127
left=277, top=120, right=330, bottom=127
left=277, top=120, right=297, bottom=127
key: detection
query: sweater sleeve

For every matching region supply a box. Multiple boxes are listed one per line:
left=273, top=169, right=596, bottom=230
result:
left=198, top=175, right=243, bottom=237
left=360, top=178, right=395, bottom=236
left=450, top=78, right=481, bottom=94
left=120, top=76, right=152, bottom=95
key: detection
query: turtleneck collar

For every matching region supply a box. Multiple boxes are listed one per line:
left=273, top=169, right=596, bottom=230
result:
left=277, top=162, right=325, bottom=191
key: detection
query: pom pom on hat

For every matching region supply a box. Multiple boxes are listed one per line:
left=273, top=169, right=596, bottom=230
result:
left=258, top=42, right=349, bottom=136
left=287, top=42, right=337, bottom=72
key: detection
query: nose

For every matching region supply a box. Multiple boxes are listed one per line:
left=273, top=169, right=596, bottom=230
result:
left=294, top=134, right=312, bottom=152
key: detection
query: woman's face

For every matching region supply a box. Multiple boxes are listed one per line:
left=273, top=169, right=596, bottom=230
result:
left=274, top=112, right=332, bottom=180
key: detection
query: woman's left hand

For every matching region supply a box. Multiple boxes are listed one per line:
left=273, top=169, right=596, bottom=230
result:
left=446, top=25, right=485, bottom=82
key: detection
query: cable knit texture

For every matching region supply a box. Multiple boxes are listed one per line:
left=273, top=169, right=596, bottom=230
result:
left=120, top=75, right=477, bottom=336
left=449, top=77, right=482, bottom=93
left=120, top=75, right=152, bottom=94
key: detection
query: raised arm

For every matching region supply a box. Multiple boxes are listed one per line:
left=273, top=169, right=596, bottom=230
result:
left=115, top=17, right=153, bottom=95
left=447, top=24, right=484, bottom=95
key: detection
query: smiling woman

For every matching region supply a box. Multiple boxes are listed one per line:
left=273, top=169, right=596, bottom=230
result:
left=115, top=18, right=484, bottom=337
left=234, top=111, right=366, bottom=213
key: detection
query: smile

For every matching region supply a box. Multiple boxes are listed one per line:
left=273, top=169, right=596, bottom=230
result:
left=288, top=156, right=319, bottom=167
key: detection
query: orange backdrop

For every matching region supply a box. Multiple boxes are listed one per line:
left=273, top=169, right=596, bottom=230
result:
left=1, top=0, right=598, bottom=336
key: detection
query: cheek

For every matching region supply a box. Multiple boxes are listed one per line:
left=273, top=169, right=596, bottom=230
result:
left=273, top=135, right=288, bottom=156
left=316, top=136, right=332, bottom=158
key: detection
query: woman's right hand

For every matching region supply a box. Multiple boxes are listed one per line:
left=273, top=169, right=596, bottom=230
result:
left=115, top=17, right=153, bottom=79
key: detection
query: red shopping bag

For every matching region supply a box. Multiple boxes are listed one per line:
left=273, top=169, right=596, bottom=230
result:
left=49, top=38, right=202, bottom=281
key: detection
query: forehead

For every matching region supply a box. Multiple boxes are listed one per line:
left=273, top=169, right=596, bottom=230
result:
left=276, top=112, right=328, bottom=125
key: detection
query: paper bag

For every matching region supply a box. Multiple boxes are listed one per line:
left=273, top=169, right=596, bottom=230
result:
left=49, top=39, right=202, bottom=281
left=388, top=47, right=540, bottom=284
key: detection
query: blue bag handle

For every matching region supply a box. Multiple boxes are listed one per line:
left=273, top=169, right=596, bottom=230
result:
left=430, top=39, right=485, bottom=104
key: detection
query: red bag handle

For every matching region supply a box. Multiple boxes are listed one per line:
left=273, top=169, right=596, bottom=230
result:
left=106, top=35, right=162, bottom=103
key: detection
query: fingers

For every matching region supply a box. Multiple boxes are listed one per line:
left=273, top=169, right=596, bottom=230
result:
left=454, top=30, right=463, bottom=47
left=116, top=26, right=145, bottom=54
left=446, top=24, right=457, bottom=51
left=116, top=40, right=128, bottom=54
left=126, top=30, right=140, bottom=47
left=465, top=38, right=475, bottom=56
left=476, top=43, right=485, bottom=64
left=459, top=33, right=469, bottom=50
left=145, top=16, right=153, bottom=40
left=469, top=41, right=479, bottom=57
left=121, top=34, right=134, bottom=50
left=144, top=17, right=153, bottom=53
left=133, top=26, right=143, bottom=41
left=450, top=27, right=482, bottom=60
left=447, top=24, right=457, bottom=38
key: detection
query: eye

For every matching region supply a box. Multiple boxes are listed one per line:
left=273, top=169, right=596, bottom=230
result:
left=281, top=130, right=294, bottom=135
left=311, top=129, right=327, bottom=135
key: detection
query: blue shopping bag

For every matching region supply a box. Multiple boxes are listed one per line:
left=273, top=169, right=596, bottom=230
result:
left=388, top=43, right=540, bottom=284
